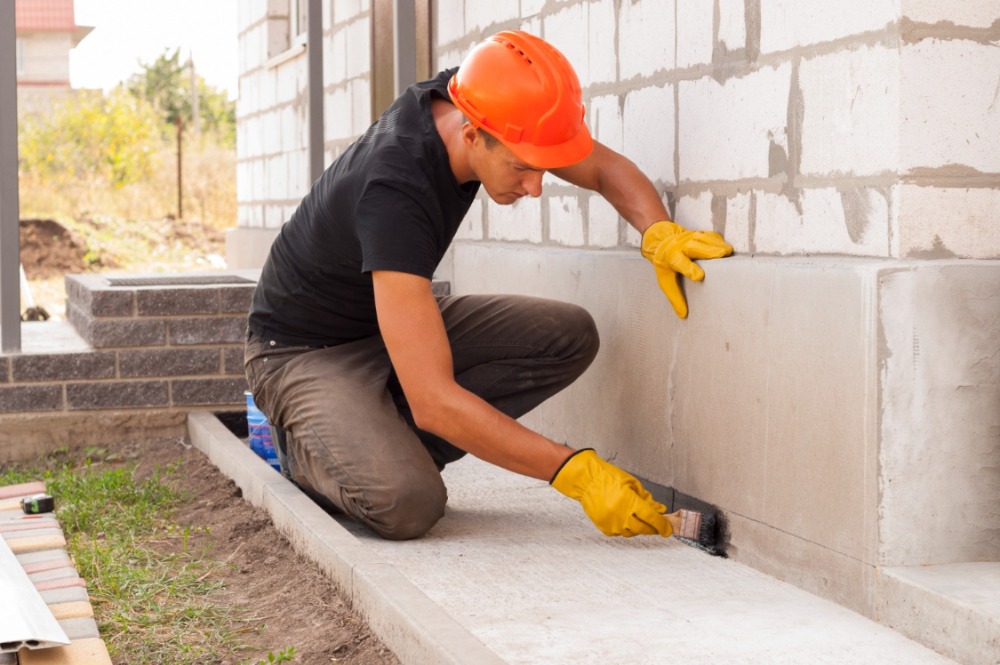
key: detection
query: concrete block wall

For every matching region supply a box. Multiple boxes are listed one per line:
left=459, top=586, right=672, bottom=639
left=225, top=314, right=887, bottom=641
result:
left=0, top=273, right=256, bottom=461
left=439, top=1, right=999, bottom=261
left=225, top=0, right=1000, bottom=643
left=434, top=0, right=1000, bottom=632
left=228, top=0, right=373, bottom=269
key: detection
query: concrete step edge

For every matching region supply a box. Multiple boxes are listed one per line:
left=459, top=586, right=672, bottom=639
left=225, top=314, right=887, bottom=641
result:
left=186, top=410, right=506, bottom=665
left=877, top=563, right=1000, bottom=665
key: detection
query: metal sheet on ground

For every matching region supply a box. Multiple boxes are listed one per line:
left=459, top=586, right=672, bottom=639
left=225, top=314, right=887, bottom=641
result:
left=0, top=535, right=70, bottom=652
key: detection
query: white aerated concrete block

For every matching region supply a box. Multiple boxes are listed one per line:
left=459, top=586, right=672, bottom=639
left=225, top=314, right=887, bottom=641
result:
left=466, top=3, right=519, bottom=31
left=433, top=1, right=465, bottom=44
left=488, top=198, right=543, bottom=243
left=326, top=87, right=352, bottom=140
left=901, top=39, right=1000, bottom=172
left=262, top=110, right=281, bottom=154
left=799, top=46, right=900, bottom=176
left=280, top=106, right=298, bottom=152
left=345, top=17, right=370, bottom=79
left=725, top=191, right=753, bottom=253
left=587, top=195, right=620, bottom=248
left=545, top=5, right=589, bottom=87
left=623, top=83, right=676, bottom=186
left=265, top=204, right=286, bottom=228
left=899, top=186, right=1000, bottom=259
left=587, top=0, right=618, bottom=85
left=455, top=199, right=484, bottom=241
left=549, top=196, right=585, bottom=246
left=266, top=155, right=287, bottom=199
left=759, top=0, right=899, bottom=53
left=333, top=0, right=364, bottom=22
left=351, top=78, right=372, bottom=134
left=677, top=0, right=714, bottom=68
left=903, top=0, right=1000, bottom=27
left=718, top=0, right=748, bottom=53
left=242, top=115, right=262, bottom=157
left=674, top=191, right=714, bottom=232
left=589, top=95, right=623, bottom=154
left=276, top=59, right=302, bottom=104
left=619, top=0, right=676, bottom=78
left=754, top=189, right=890, bottom=256
left=679, top=63, right=792, bottom=182
left=328, top=27, right=347, bottom=82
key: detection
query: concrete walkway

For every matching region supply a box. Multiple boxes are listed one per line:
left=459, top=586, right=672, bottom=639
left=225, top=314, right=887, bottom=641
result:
left=188, top=412, right=956, bottom=665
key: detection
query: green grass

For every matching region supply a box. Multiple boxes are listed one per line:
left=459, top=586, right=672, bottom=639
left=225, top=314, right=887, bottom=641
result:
left=1, top=447, right=293, bottom=664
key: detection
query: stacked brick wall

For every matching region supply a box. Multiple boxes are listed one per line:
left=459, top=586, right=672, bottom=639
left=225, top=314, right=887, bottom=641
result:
left=0, top=273, right=254, bottom=421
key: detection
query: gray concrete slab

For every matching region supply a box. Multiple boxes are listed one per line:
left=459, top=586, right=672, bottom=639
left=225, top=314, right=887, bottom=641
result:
left=189, top=412, right=956, bottom=664
left=336, top=457, right=957, bottom=665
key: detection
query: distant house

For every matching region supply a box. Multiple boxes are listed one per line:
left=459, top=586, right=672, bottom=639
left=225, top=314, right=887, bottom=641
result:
left=14, top=0, right=93, bottom=111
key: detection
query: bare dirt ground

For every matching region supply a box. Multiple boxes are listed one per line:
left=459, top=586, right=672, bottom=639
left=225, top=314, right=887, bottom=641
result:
left=18, top=217, right=397, bottom=662
left=129, top=435, right=400, bottom=665
left=19, top=218, right=91, bottom=279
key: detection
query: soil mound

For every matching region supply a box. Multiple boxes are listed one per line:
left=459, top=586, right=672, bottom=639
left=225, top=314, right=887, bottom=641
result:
left=19, top=218, right=88, bottom=279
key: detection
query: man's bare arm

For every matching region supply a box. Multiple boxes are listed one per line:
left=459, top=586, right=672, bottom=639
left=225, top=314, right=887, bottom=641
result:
left=550, top=140, right=670, bottom=234
left=372, top=270, right=573, bottom=480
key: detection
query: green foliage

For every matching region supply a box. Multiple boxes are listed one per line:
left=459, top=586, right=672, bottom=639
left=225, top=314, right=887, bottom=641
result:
left=17, top=48, right=237, bottom=240
left=18, top=88, right=162, bottom=188
left=127, top=48, right=236, bottom=147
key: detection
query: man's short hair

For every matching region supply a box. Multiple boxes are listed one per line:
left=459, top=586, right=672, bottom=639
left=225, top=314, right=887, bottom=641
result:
left=463, top=116, right=499, bottom=149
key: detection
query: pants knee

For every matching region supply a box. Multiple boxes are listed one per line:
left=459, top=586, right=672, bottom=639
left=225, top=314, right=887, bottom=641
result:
left=552, top=302, right=600, bottom=371
left=356, top=476, right=447, bottom=541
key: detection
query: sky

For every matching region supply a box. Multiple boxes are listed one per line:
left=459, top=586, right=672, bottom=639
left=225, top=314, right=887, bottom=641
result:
left=70, top=0, right=239, bottom=100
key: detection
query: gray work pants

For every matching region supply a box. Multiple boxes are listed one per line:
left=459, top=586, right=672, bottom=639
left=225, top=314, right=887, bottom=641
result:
left=244, top=294, right=599, bottom=540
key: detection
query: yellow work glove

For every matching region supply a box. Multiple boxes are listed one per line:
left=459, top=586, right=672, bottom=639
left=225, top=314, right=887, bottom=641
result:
left=551, top=449, right=672, bottom=537
left=640, top=220, right=733, bottom=318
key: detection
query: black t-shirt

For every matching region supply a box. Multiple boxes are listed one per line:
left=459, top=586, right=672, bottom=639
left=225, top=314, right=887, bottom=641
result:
left=248, top=68, right=480, bottom=346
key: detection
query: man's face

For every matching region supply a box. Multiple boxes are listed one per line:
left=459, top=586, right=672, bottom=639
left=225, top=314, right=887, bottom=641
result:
left=469, top=131, right=545, bottom=205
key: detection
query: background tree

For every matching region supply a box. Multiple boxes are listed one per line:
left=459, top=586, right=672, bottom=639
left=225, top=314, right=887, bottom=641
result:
left=126, top=48, right=236, bottom=146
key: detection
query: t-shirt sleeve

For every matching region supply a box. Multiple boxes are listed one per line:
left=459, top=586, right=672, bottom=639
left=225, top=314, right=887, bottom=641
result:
left=356, top=181, right=439, bottom=278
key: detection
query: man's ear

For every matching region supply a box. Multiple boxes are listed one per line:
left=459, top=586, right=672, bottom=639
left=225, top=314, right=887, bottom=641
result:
left=460, top=121, right=479, bottom=148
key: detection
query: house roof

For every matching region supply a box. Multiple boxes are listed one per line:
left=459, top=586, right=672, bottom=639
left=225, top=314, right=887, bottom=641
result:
left=15, top=0, right=78, bottom=32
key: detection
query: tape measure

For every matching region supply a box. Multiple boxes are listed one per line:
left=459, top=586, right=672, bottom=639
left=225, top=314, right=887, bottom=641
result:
left=21, top=494, right=55, bottom=514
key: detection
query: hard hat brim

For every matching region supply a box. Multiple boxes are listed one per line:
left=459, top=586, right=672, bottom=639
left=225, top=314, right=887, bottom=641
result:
left=501, top=123, right=595, bottom=170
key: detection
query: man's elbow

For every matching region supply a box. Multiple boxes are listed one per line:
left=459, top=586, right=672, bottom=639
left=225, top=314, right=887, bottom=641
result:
left=408, top=393, right=460, bottom=438
left=409, top=403, right=446, bottom=436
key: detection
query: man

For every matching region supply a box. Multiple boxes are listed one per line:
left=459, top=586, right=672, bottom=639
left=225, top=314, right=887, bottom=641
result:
left=245, top=31, right=732, bottom=541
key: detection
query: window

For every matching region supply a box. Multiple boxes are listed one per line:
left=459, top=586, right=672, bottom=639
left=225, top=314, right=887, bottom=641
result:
left=266, top=0, right=308, bottom=64
left=290, top=0, right=308, bottom=41
left=15, top=38, right=25, bottom=76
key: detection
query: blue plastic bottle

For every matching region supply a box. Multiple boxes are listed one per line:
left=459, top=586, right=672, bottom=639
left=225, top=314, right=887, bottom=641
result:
left=245, top=391, right=281, bottom=471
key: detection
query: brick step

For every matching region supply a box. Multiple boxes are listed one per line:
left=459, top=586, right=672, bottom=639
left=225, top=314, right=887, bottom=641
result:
left=0, top=482, right=111, bottom=664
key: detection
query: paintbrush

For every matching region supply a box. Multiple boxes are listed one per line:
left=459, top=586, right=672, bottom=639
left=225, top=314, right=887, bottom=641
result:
left=665, top=509, right=720, bottom=552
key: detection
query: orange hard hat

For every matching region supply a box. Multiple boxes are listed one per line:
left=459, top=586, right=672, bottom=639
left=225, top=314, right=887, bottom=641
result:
left=448, top=31, right=593, bottom=169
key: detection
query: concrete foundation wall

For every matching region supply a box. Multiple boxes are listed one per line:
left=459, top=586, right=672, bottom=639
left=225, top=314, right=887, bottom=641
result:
left=879, top=263, right=1000, bottom=567
left=453, top=244, right=1000, bottom=617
